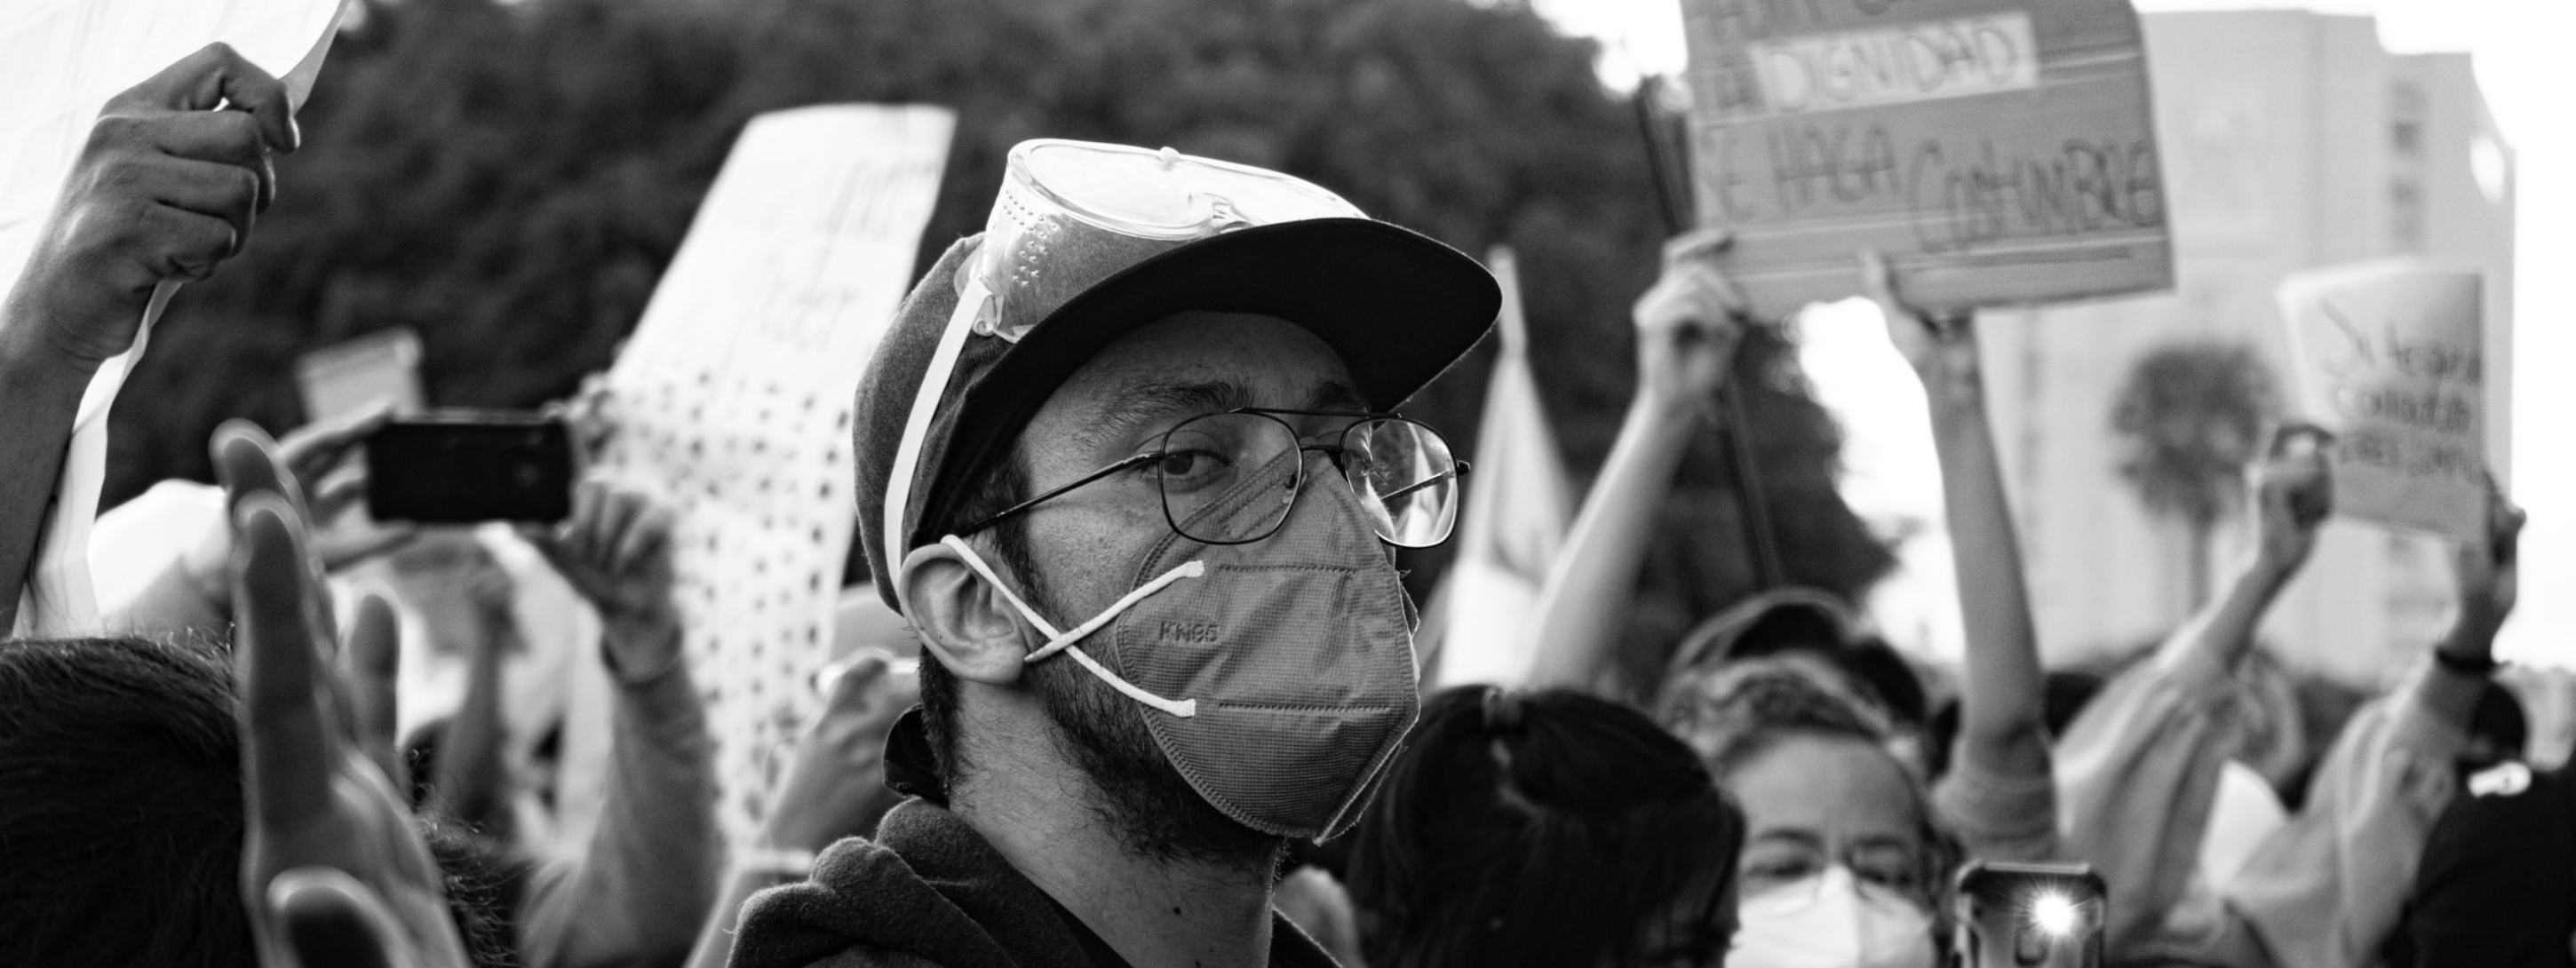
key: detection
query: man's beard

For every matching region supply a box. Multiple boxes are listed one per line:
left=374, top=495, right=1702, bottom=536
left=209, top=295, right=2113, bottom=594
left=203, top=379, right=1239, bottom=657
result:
left=1014, top=552, right=1277, bottom=868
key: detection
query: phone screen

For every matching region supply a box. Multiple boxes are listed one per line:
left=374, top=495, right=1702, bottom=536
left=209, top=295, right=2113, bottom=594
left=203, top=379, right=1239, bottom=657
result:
left=365, top=412, right=573, bottom=524
left=1952, top=861, right=2106, bottom=968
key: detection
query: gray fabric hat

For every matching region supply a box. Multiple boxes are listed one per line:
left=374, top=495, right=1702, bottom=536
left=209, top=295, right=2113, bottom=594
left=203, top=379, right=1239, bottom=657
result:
left=855, top=218, right=1501, bottom=611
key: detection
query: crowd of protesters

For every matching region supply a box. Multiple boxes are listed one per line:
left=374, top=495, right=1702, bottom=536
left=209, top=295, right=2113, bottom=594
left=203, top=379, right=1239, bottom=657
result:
left=0, top=43, right=2556, bottom=968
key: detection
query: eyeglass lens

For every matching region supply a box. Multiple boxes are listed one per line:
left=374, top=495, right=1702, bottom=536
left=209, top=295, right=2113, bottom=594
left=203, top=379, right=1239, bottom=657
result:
left=1154, top=413, right=1460, bottom=548
left=1345, top=418, right=1459, bottom=548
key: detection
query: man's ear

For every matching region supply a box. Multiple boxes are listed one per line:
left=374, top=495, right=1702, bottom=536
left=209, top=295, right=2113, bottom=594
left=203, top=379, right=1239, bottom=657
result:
left=896, top=541, right=1028, bottom=686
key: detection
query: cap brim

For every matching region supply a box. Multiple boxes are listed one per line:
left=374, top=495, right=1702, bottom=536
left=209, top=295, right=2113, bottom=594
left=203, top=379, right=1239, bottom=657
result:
left=921, top=218, right=1499, bottom=547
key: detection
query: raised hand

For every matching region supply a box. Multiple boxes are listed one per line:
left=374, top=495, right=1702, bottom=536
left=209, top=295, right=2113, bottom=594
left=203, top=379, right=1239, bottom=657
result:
left=1630, top=228, right=1750, bottom=415
left=6, top=43, right=296, bottom=368
left=2250, top=424, right=2334, bottom=579
left=529, top=477, right=682, bottom=682
left=179, top=411, right=418, bottom=615
left=2448, top=475, right=2526, bottom=655
left=230, top=433, right=467, bottom=968
left=760, top=650, right=921, bottom=853
left=286, top=406, right=424, bottom=569
left=1860, top=249, right=1979, bottom=401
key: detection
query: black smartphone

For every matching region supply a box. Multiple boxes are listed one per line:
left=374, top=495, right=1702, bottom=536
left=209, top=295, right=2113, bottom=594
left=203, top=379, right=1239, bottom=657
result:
left=1952, top=861, right=2106, bottom=968
left=365, top=411, right=574, bottom=524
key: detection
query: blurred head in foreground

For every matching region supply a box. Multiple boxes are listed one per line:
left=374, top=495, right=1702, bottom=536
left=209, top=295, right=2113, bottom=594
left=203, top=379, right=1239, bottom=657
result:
left=1663, top=659, right=1952, bottom=968
left=0, top=635, right=253, bottom=967
left=0, top=635, right=506, bottom=968
left=1347, top=686, right=1743, bottom=968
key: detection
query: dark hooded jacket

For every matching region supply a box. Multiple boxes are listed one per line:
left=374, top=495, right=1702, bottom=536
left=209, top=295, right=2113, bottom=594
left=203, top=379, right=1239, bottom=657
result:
left=726, top=711, right=1341, bottom=968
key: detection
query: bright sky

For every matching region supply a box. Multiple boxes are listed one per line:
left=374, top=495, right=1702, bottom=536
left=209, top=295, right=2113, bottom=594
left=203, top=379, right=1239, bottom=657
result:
left=1532, top=0, right=2573, bottom=668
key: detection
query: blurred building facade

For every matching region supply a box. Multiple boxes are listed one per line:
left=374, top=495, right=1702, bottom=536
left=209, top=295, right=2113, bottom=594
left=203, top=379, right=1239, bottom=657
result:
left=1977, top=11, right=2516, bottom=686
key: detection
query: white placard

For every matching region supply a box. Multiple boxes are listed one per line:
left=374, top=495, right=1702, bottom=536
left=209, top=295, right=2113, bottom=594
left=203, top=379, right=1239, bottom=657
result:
left=598, top=105, right=954, bottom=847
left=2279, top=258, right=2488, bottom=540
left=1746, top=13, right=2039, bottom=115
left=2, top=0, right=349, bottom=634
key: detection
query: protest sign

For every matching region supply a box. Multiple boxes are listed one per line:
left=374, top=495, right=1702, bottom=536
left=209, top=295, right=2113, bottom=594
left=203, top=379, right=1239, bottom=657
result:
left=2278, top=258, right=2488, bottom=540
left=297, top=327, right=426, bottom=423
left=1679, top=0, right=2172, bottom=320
left=596, top=105, right=954, bottom=847
left=1, top=0, right=351, bottom=634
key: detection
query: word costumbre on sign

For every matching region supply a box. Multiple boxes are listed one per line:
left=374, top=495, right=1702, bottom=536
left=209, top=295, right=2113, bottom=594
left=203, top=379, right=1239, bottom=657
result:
left=1681, top=0, right=2173, bottom=319
left=2279, top=259, right=2490, bottom=541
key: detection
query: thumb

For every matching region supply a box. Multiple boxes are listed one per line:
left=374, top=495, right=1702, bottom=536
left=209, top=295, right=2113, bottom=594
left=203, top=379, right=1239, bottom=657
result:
left=823, top=651, right=895, bottom=713
left=141, top=44, right=298, bottom=153
left=266, top=868, right=410, bottom=968
left=215, top=420, right=304, bottom=515
left=1858, top=249, right=1902, bottom=310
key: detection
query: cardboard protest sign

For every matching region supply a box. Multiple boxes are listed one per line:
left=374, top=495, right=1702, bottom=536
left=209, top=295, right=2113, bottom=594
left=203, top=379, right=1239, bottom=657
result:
left=597, top=105, right=953, bottom=847
left=2278, top=259, right=2487, bottom=540
left=1, top=0, right=351, bottom=634
left=1679, top=0, right=2172, bottom=319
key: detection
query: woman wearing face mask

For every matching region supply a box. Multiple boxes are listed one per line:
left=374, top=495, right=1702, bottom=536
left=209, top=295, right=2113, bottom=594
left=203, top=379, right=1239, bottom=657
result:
left=1664, top=661, right=1952, bottom=968
left=1345, top=686, right=1745, bottom=968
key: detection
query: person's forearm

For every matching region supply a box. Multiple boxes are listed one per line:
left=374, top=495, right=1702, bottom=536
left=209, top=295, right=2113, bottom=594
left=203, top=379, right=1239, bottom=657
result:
left=1525, top=394, right=1699, bottom=692
left=526, top=659, right=719, bottom=968
left=2159, top=553, right=2294, bottom=677
left=0, top=317, right=100, bottom=631
left=1926, top=387, right=2048, bottom=774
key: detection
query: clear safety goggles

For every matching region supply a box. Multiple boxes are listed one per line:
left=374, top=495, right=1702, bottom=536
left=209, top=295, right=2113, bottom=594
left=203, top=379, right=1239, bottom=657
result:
left=884, top=140, right=1369, bottom=569
left=962, top=139, right=1365, bottom=341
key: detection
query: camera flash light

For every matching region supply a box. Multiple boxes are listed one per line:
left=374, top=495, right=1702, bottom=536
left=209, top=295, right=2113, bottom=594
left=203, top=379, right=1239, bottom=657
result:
left=2029, top=891, right=2081, bottom=937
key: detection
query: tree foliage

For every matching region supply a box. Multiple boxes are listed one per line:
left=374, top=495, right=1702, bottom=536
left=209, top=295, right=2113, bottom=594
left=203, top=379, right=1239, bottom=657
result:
left=112, top=0, right=1891, bottom=675
left=2110, top=340, right=2280, bottom=603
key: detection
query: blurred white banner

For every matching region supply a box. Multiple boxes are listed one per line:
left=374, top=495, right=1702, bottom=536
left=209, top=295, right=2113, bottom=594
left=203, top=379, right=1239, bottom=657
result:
left=595, top=104, right=954, bottom=849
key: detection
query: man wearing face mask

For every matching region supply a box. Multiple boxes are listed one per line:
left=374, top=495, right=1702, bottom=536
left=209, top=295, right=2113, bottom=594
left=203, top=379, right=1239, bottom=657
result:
left=726, top=140, right=1499, bottom=968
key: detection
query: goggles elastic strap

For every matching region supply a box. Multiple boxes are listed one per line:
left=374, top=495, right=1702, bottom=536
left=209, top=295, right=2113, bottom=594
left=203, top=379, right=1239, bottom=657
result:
left=885, top=277, right=990, bottom=575
left=936, top=536, right=1202, bottom=718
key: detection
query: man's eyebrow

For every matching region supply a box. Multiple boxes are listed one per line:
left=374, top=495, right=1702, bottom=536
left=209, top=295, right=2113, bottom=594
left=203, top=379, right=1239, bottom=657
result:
left=1304, top=381, right=1370, bottom=412
left=1073, top=378, right=1256, bottom=453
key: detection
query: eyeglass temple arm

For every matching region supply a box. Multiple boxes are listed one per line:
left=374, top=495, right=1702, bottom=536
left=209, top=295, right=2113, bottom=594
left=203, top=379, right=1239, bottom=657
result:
left=955, top=453, right=1159, bottom=536
left=1375, top=459, right=1470, bottom=504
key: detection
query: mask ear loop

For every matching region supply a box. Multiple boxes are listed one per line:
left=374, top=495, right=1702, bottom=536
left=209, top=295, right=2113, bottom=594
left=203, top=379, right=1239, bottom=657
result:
left=936, top=536, right=1203, bottom=718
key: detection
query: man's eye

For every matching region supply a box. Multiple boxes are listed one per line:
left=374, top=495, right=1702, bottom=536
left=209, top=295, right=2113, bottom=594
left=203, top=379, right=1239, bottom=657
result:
left=1154, top=448, right=1231, bottom=481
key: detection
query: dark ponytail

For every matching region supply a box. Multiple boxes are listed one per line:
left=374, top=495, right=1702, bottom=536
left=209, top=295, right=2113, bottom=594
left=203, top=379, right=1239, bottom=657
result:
left=1347, top=686, right=1743, bottom=968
